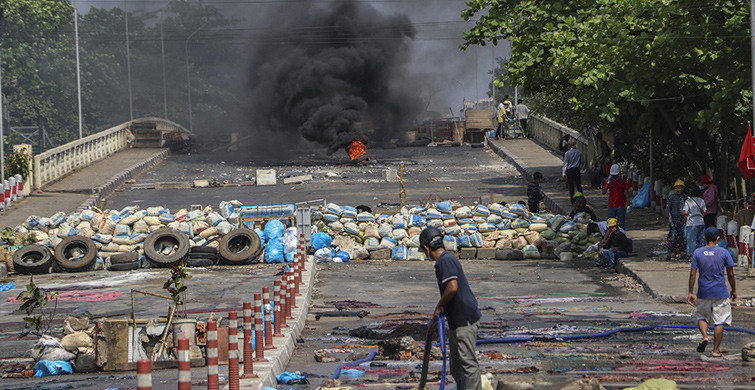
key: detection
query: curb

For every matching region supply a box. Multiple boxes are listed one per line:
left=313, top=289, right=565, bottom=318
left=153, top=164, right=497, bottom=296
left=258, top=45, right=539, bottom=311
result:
left=76, top=149, right=169, bottom=211
left=487, top=141, right=567, bottom=215
left=234, top=256, right=315, bottom=390
left=615, top=261, right=678, bottom=302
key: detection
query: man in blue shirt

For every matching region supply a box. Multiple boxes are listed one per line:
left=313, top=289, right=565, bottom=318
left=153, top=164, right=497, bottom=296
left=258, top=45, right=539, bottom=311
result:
left=687, top=226, right=737, bottom=357
left=420, top=227, right=481, bottom=390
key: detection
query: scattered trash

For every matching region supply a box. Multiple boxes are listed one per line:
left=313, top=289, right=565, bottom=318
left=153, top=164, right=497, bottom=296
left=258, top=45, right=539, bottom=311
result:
left=33, top=360, right=73, bottom=377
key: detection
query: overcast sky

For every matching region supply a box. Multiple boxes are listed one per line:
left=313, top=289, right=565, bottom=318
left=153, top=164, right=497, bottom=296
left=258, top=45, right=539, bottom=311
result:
left=71, top=0, right=509, bottom=116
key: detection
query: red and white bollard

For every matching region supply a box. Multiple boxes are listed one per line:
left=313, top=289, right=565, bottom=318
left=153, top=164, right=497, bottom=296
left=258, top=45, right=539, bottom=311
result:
left=242, top=302, right=256, bottom=378
left=287, top=271, right=297, bottom=312
left=137, top=359, right=152, bottom=390
left=9, top=176, right=17, bottom=202
left=280, top=275, right=289, bottom=324
left=253, top=293, right=265, bottom=362
left=262, top=287, right=274, bottom=349
left=228, top=311, right=240, bottom=390
left=273, top=280, right=284, bottom=335
left=177, top=338, right=191, bottom=390
left=206, top=320, right=219, bottom=390
left=14, top=174, right=23, bottom=201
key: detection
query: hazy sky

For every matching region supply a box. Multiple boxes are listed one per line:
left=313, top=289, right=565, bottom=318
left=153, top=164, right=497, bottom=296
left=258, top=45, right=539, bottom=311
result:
left=72, top=0, right=509, bottom=116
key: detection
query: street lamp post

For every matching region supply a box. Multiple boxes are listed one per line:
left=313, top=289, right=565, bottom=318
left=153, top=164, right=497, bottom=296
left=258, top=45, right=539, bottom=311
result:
left=185, top=24, right=206, bottom=133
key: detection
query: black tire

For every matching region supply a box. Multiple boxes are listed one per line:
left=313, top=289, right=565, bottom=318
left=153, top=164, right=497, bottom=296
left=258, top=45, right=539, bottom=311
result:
left=218, top=228, right=261, bottom=265
left=143, top=229, right=190, bottom=267
left=108, top=262, right=139, bottom=271
left=110, top=252, right=139, bottom=265
left=54, top=236, right=98, bottom=272
left=189, top=246, right=217, bottom=255
left=12, top=245, right=53, bottom=275
left=184, top=258, right=215, bottom=267
left=495, top=248, right=524, bottom=260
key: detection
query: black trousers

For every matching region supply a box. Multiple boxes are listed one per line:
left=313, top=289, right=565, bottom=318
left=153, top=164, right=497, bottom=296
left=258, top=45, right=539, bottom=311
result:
left=566, top=167, right=582, bottom=202
left=704, top=213, right=717, bottom=228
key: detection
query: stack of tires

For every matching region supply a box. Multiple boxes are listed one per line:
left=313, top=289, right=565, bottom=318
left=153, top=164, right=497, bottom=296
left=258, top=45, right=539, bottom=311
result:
left=13, top=236, right=99, bottom=274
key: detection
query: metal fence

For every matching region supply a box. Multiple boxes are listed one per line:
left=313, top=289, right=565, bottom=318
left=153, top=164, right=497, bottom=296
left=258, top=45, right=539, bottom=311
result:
left=32, top=123, right=130, bottom=190
left=529, top=115, right=597, bottom=170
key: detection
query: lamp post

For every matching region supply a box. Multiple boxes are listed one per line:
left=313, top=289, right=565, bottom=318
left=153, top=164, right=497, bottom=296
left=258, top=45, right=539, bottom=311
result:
left=185, top=23, right=206, bottom=133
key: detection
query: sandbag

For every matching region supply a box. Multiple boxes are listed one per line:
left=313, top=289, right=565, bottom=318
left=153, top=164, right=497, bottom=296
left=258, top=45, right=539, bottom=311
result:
left=522, top=244, right=540, bottom=259
left=341, top=205, right=358, bottom=219
left=473, top=204, right=490, bottom=216
left=315, top=248, right=333, bottom=262
left=364, top=237, right=380, bottom=251
left=364, top=224, right=380, bottom=239
left=529, top=223, right=548, bottom=232
left=454, top=206, right=473, bottom=218
left=356, top=212, right=374, bottom=222
left=378, top=223, right=392, bottom=237
left=425, top=208, right=442, bottom=219
left=523, top=231, right=542, bottom=246
left=444, top=225, right=462, bottom=236
left=379, top=237, right=397, bottom=249
left=391, top=246, right=408, bottom=260
left=344, top=222, right=360, bottom=235
left=443, top=235, right=458, bottom=251
left=469, top=233, right=483, bottom=247
left=488, top=203, right=504, bottom=216
left=495, top=248, right=524, bottom=260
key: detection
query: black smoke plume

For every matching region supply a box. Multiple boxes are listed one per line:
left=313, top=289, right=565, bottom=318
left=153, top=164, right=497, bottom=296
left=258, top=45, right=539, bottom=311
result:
left=246, top=0, right=422, bottom=155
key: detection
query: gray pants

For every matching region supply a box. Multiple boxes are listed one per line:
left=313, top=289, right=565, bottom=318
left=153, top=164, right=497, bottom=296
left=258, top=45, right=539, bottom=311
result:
left=448, top=321, right=481, bottom=390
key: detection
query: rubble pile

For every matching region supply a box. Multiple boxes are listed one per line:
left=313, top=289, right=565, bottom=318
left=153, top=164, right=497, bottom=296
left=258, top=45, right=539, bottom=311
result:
left=312, top=201, right=601, bottom=260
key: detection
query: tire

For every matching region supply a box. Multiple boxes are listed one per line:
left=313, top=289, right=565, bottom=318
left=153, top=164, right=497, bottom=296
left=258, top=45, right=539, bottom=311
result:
left=184, top=258, right=215, bottom=267
left=108, top=262, right=139, bottom=271
left=143, top=229, right=190, bottom=267
left=54, top=236, right=98, bottom=272
left=218, top=228, right=261, bottom=265
left=13, top=245, right=53, bottom=275
left=189, top=246, right=217, bottom=255
left=110, top=252, right=139, bottom=265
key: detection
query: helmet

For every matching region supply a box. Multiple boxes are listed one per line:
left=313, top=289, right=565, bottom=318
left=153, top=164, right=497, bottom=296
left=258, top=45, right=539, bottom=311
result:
left=607, top=218, right=619, bottom=228
left=673, top=179, right=685, bottom=188
left=700, top=175, right=713, bottom=184
left=609, top=164, right=620, bottom=176
left=573, top=191, right=583, bottom=198
left=419, top=226, right=443, bottom=248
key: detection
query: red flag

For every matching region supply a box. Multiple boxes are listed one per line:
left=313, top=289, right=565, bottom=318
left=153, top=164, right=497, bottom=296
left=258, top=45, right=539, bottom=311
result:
left=739, top=122, right=755, bottom=179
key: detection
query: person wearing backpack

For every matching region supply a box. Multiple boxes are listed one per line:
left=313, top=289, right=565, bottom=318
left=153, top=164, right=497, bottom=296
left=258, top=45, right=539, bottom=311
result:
left=683, top=185, right=707, bottom=259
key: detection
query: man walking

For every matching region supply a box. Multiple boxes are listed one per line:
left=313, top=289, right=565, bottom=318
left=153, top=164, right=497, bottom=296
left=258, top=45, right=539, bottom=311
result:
left=687, top=226, right=737, bottom=357
left=700, top=175, right=718, bottom=228
left=495, top=98, right=506, bottom=140
left=420, top=227, right=481, bottom=390
left=515, top=99, right=530, bottom=137
left=562, top=138, right=583, bottom=203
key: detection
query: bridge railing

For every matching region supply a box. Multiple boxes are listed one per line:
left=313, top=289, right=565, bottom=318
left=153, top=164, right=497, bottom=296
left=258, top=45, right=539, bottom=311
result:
left=32, top=123, right=130, bottom=190
left=529, top=115, right=597, bottom=170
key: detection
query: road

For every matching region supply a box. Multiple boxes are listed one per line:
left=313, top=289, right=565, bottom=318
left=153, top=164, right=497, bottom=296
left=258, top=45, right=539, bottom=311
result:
left=1, top=144, right=753, bottom=389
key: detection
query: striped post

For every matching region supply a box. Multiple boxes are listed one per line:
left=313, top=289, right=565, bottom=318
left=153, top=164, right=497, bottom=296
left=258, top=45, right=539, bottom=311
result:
left=273, top=280, right=284, bottom=335
left=295, top=265, right=302, bottom=296
left=262, top=287, right=274, bottom=349
left=228, top=311, right=240, bottom=390
left=299, top=233, right=307, bottom=271
left=242, top=302, right=256, bottom=378
left=253, top=293, right=265, bottom=362
left=137, top=359, right=152, bottom=390
left=287, top=271, right=297, bottom=312
left=177, top=338, right=191, bottom=390
left=280, top=275, right=289, bottom=324
left=206, top=320, right=219, bottom=390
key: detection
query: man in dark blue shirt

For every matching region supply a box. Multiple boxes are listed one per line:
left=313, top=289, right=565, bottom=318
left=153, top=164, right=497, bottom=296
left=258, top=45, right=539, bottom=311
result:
left=688, top=227, right=737, bottom=357
left=420, top=227, right=481, bottom=390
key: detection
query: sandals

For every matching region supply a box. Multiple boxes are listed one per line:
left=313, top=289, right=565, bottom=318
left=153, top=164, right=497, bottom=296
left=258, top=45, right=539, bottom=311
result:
left=711, top=351, right=724, bottom=357
left=696, top=339, right=708, bottom=353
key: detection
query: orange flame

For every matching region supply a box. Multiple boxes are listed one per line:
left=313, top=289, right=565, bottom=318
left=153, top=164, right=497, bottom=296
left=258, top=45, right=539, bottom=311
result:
left=347, top=140, right=367, bottom=160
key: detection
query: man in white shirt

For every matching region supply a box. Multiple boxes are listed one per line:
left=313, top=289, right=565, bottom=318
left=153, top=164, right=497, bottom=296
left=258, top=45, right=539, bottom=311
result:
left=515, top=99, right=530, bottom=137
left=562, top=138, right=583, bottom=203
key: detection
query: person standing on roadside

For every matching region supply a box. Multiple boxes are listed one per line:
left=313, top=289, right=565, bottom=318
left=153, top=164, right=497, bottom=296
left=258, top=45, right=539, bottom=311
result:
left=515, top=99, right=530, bottom=138
left=667, top=180, right=687, bottom=260
left=687, top=226, right=737, bottom=358
left=701, top=175, right=718, bottom=228
left=601, top=164, right=630, bottom=230
left=527, top=172, right=544, bottom=213
left=595, top=132, right=612, bottom=180
left=562, top=138, right=583, bottom=203
left=684, top=186, right=707, bottom=259
left=495, top=98, right=506, bottom=140
left=420, top=227, right=482, bottom=390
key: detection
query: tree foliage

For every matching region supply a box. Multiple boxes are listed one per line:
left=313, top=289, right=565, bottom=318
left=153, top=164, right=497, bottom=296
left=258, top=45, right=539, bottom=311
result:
left=462, top=0, right=751, bottom=191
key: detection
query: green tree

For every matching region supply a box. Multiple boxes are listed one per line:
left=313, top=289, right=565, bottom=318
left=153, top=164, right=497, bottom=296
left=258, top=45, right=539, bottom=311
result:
left=462, top=0, right=751, bottom=194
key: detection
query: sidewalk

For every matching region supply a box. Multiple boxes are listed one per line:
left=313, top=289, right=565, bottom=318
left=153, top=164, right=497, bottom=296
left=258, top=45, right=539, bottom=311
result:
left=488, top=138, right=755, bottom=302
left=0, top=148, right=167, bottom=229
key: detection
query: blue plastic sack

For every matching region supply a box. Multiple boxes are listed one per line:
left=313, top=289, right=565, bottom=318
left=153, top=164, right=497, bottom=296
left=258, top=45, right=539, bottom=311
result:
left=285, top=252, right=295, bottom=262
left=264, top=238, right=285, bottom=263
left=333, top=250, right=350, bottom=262
left=631, top=181, right=650, bottom=208
left=254, top=228, right=266, bottom=244
left=311, top=232, right=332, bottom=250
left=34, top=360, right=73, bottom=377
left=436, top=201, right=452, bottom=213
left=263, top=219, right=285, bottom=240
left=276, top=371, right=306, bottom=384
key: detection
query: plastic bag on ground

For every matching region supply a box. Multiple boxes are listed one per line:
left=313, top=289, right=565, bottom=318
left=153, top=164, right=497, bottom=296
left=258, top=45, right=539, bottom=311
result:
left=31, top=335, right=76, bottom=362
left=632, top=181, right=651, bottom=208
left=333, top=250, right=350, bottom=262
left=283, top=227, right=298, bottom=255
left=311, top=232, right=332, bottom=250
left=264, top=238, right=285, bottom=263
left=263, top=219, right=285, bottom=241
left=314, top=248, right=333, bottom=262
left=33, top=360, right=73, bottom=377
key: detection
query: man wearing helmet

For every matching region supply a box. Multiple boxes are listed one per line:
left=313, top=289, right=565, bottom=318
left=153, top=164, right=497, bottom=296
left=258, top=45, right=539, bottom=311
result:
left=667, top=180, right=687, bottom=260
left=420, top=226, right=481, bottom=390
left=596, top=218, right=631, bottom=272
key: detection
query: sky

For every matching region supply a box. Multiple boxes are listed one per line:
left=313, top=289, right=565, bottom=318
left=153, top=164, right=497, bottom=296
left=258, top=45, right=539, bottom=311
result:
left=72, top=0, right=509, bottom=118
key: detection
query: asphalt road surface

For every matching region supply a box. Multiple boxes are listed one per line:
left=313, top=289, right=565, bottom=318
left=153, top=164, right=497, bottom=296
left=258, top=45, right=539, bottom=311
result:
left=2, top=145, right=754, bottom=389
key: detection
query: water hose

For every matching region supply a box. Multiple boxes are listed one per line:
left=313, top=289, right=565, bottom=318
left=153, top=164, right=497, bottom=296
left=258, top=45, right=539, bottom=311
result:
left=437, top=314, right=447, bottom=390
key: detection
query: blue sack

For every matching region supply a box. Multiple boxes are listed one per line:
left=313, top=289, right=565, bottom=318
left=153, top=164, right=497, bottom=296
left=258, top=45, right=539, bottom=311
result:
left=333, top=250, right=350, bottom=262
left=631, top=181, right=650, bottom=208
left=34, top=360, right=73, bottom=377
left=263, top=219, right=285, bottom=240
left=254, top=228, right=266, bottom=244
left=276, top=371, right=307, bottom=385
left=264, top=238, right=285, bottom=263
left=311, top=232, right=332, bottom=250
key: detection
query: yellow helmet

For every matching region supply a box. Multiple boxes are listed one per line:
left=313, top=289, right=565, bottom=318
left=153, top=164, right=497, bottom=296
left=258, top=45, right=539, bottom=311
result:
left=607, top=218, right=619, bottom=227
left=673, top=179, right=685, bottom=187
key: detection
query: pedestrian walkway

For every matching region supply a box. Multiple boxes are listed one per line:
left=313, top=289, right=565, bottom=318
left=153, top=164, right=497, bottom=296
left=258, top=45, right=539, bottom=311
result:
left=488, top=138, right=755, bottom=302
left=0, top=148, right=167, bottom=229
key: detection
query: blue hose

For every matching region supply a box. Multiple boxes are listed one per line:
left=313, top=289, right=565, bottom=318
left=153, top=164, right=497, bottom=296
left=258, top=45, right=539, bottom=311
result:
left=331, top=349, right=378, bottom=380
left=476, top=324, right=755, bottom=345
left=437, top=314, right=447, bottom=390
